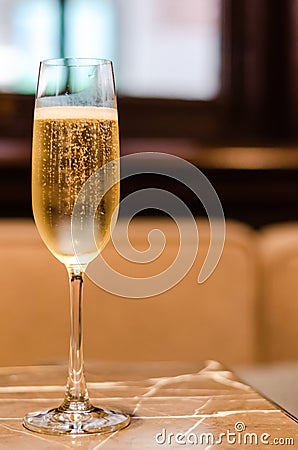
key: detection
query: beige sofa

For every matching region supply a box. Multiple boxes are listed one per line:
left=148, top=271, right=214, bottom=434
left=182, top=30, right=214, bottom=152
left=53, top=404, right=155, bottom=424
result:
left=0, top=218, right=297, bottom=368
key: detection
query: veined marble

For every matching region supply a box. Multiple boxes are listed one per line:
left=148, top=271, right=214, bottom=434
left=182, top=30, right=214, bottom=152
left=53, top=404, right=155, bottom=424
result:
left=0, top=361, right=297, bottom=449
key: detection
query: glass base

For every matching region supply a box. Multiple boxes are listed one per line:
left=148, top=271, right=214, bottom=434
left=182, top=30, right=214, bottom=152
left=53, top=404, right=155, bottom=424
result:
left=23, top=405, right=130, bottom=435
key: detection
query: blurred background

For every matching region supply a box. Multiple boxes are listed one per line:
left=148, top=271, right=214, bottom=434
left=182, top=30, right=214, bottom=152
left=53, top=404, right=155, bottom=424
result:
left=0, top=0, right=298, bottom=415
left=0, top=0, right=297, bottom=226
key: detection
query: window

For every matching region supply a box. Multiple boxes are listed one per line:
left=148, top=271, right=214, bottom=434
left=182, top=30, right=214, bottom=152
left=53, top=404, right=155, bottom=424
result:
left=115, top=0, right=221, bottom=100
left=0, top=0, right=221, bottom=101
left=0, top=0, right=60, bottom=93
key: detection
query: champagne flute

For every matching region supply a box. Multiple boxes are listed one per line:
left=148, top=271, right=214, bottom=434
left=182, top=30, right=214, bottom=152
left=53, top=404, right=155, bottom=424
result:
left=23, top=58, right=130, bottom=435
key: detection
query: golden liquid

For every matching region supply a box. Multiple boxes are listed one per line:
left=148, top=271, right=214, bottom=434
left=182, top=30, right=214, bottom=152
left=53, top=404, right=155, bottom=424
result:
left=32, top=106, right=120, bottom=267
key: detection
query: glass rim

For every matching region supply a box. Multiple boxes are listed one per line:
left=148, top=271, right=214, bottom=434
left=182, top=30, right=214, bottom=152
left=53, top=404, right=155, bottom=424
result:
left=41, top=57, right=112, bottom=67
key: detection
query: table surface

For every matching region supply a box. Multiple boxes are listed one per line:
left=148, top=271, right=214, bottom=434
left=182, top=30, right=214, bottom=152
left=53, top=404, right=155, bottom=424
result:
left=0, top=361, right=297, bottom=449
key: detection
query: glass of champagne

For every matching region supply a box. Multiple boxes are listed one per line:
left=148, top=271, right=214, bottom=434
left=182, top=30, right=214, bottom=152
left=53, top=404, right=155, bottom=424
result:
left=23, top=58, right=130, bottom=435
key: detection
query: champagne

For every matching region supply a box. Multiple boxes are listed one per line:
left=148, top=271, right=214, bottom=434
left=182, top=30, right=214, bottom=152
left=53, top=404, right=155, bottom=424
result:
left=32, top=106, right=120, bottom=267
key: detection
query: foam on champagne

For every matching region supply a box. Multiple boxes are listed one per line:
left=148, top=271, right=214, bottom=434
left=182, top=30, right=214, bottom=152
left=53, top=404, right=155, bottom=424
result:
left=35, top=105, right=118, bottom=121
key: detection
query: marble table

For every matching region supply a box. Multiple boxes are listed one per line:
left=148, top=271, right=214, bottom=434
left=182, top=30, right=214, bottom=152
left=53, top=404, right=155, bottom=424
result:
left=0, top=360, right=297, bottom=449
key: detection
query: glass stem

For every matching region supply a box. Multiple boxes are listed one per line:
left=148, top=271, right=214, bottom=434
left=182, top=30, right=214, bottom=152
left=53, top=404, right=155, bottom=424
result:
left=60, top=266, right=91, bottom=412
